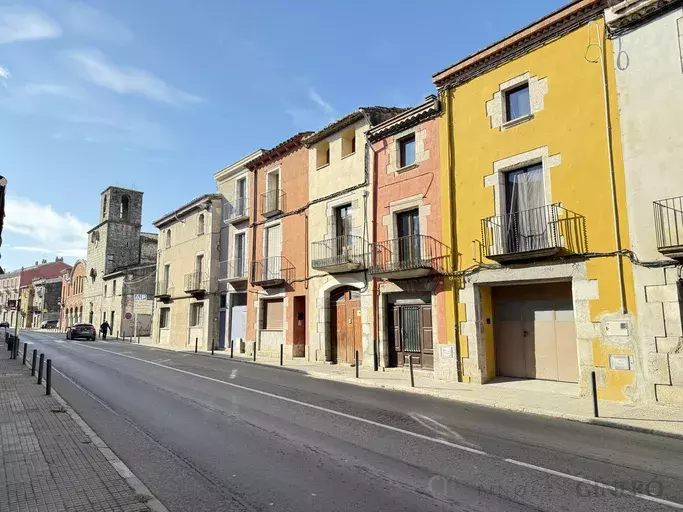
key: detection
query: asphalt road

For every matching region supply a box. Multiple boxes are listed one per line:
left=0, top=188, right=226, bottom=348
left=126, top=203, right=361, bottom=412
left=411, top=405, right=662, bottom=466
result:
left=14, top=329, right=683, bottom=512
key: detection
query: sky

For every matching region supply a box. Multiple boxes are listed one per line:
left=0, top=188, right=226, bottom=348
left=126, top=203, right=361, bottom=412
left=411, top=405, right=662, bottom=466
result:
left=0, top=0, right=566, bottom=272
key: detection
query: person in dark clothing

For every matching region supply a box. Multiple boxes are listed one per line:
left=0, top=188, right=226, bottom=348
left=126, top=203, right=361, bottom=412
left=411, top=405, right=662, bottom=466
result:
left=100, top=320, right=111, bottom=340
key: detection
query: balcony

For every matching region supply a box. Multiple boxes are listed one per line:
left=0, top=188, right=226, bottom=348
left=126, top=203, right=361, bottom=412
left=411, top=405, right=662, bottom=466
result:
left=261, top=189, right=285, bottom=217
left=251, top=256, right=294, bottom=287
left=312, top=235, right=367, bottom=273
left=154, top=281, right=173, bottom=300
left=219, top=258, right=248, bottom=282
left=482, top=203, right=587, bottom=263
left=184, top=272, right=208, bottom=294
left=654, top=196, right=683, bottom=258
left=370, top=235, right=450, bottom=278
left=224, top=197, right=249, bottom=224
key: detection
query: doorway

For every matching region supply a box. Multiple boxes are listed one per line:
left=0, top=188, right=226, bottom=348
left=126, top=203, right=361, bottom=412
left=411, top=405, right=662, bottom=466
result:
left=331, top=288, right=362, bottom=364
left=293, top=296, right=306, bottom=357
left=388, top=300, right=433, bottom=369
left=229, top=293, right=247, bottom=349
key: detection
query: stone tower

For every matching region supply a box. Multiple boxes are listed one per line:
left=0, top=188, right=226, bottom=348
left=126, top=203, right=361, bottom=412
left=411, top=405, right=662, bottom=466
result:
left=83, top=187, right=145, bottom=325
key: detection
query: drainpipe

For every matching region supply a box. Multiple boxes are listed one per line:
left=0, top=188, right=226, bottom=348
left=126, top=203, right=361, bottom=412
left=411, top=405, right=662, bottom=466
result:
left=589, top=20, right=627, bottom=314
left=443, top=89, right=463, bottom=382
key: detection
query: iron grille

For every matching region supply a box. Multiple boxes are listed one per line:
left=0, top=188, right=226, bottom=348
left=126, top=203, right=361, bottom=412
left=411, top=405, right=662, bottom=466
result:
left=654, top=196, right=683, bottom=251
left=219, top=258, right=248, bottom=281
left=401, top=306, right=421, bottom=353
left=251, top=256, right=294, bottom=285
left=184, top=272, right=208, bottom=293
left=311, top=235, right=366, bottom=270
left=225, top=196, right=249, bottom=222
left=260, top=190, right=286, bottom=216
left=370, top=235, right=449, bottom=274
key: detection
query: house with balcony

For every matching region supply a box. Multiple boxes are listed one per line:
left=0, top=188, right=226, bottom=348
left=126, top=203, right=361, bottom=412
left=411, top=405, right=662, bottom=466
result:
left=60, top=260, right=86, bottom=328
left=305, top=106, right=403, bottom=366
left=245, top=133, right=310, bottom=359
left=366, top=96, right=449, bottom=374
left=214, top=149, right=264, bottom=351
left=606, top=0, right=683, bottom=406
left=435, top=0, right=639, bottom=399
left=152, top=194, right=222, bottom=350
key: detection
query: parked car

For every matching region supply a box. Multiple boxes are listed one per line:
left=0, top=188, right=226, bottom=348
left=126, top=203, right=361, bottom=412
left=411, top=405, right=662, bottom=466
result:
left=41, top=320, right=59, bottom=329
left=66, top=323, right=97, bottom=341
left=0, top=321, right=9, bottom=328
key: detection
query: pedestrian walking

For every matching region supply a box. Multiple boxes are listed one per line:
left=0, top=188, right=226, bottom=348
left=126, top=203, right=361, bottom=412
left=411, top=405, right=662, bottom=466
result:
left=100, top=320, right=111, bottom=341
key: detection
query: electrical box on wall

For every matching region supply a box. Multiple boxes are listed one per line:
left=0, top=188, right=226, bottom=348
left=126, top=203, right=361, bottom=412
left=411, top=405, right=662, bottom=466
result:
left=604, top=320, right=629, bottom=337
left=608, top=354, right=635, bottom=371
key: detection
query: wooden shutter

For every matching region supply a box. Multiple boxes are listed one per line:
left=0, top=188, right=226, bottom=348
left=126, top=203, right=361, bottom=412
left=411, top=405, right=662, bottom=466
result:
left=263, top=299, right=284, bottom=330
left=392, top=306, right=401, bottom=351
left=421, top=305, right=433, bottom=353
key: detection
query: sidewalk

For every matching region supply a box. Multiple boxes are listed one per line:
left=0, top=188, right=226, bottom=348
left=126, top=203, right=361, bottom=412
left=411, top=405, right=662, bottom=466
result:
left=0, top=351, right=165, bottom=512
left=129, top=338, right=683, bottom=439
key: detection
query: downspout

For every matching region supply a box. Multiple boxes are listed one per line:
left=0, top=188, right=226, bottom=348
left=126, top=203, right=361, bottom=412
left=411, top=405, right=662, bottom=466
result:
left=443, top=89, right=462, bottom=382
left=250, top=166, right=258, bottom=285
left=587, top=20, right=627, bottom=314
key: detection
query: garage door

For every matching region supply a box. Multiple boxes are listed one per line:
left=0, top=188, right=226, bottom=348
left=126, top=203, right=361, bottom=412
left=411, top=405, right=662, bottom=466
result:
left=493, top=282, right=578, bottom=383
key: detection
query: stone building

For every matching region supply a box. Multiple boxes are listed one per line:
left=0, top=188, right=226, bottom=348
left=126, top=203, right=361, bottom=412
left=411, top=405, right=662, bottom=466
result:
left=84, top=187, right=157, bottom=336
left=31, top=277, right=62, bottom=327
left=306, top=107, right=402, bottom=365
left=606, top=0, right=683, bottom=405
left=60, top=259, right=86, bottom=327
left=152, top=194, right=222, bottom=350
left=214, top=150, right=264, bottom=349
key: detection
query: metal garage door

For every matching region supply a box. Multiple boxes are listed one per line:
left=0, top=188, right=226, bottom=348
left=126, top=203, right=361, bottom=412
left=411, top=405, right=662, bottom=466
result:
left=493, top=282, right=578, bottom=383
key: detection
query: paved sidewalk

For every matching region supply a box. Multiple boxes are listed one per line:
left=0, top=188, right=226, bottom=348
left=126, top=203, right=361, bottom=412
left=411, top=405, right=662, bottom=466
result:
left=0, top=350, right=161, bottom=512
left=128, top=338, right=683, bottom=439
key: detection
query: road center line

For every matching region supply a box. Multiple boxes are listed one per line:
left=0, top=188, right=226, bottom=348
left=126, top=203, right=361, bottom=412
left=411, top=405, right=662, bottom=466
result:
left=71, top=341, right=683, bottom=510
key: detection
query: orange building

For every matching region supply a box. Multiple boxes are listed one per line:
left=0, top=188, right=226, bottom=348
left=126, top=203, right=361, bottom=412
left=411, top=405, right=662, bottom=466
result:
left=61, top=259, right=86, bottom=327
left=246, top=132, right=312, bottom=358
left=367, top=96, right=452, bottom=377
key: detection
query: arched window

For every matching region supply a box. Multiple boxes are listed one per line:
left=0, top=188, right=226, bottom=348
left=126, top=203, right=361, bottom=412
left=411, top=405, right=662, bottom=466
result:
left=102, top=196, right=108, bottom=219
left=120, top=195, right=130, bottom=221
left=165, top=229, right=172, bottom=248
left=197, top=213, right=205, bottom=235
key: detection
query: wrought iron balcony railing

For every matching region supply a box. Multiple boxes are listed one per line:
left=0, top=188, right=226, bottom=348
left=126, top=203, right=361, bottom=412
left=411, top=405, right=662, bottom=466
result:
left=224, top=196, right=249, bottom=223
left=261, top=189, right=285, bottom=217
left=311, top=235, right=367, bottom=273
left=184, top=272, right=208, bottom=293
left=219, top=258, right=248, bottom=282
left=481, top=203, right=587, bottom=262
left=654, top=196, right=683, bottom=257
left=370, top=235, right=450, bottom=276
left=154, top=281, right=173, bottom=298
left=251, top=256, right=294, bottom=287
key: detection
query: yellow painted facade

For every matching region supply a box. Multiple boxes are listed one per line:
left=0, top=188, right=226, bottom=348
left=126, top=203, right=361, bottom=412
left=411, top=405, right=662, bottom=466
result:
left=439, top=18, right=641, bottom=400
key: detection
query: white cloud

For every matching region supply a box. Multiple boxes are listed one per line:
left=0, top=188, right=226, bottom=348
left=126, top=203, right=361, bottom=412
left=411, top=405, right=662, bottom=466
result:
left=308, top=87, right=334, bottom=116
left=0, top=6, right=61, bottom=44
left=62, top=2, right=132, bottom=44
left=21, top=83, right=77, bottom=98
left=69, top=49, right=202, bottom=105
left=4, top=197, right=88, bottom=258
left=0, top=66, right=9, bottom=80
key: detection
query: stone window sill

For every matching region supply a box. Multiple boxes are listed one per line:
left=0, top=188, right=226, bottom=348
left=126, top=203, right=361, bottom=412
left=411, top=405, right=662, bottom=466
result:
left=341, top=152, right=356, bottom=160
left=317, top=163, right=330, bottom=171
left=395, top=163, right=419, bottom=174
left=501, top=113, right=534, bottom=130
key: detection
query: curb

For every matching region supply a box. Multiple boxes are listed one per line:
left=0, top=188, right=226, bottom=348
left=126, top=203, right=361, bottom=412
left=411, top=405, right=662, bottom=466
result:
left=30, top=332, right=683, bottom=442
left=21, top=343, right=169, bottom=512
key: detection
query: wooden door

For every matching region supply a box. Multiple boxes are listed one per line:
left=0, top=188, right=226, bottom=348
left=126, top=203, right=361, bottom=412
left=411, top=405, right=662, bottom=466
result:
left=388, top=303, right=432, bottom=369
left=332, top=289, right=362, bottom=365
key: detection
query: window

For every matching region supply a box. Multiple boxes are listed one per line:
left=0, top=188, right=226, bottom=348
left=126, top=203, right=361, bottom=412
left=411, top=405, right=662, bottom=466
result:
left=120, top=195, right=130, bottom=221
left=261, top=299, right=283, bottom=330
left=399, top=135, right=416, bottom=168
left=159, top=307, right=170, bottom=328
left=165, top=229, right=171, bottom=248
left=112, top=280, right=117, bottom=296
left=341, top=129, right=356, bottom=158
left=397, top=209, right=420, bottom=263
left=195, top=254, right=204, bottom=275
left=265, top=170, right=281, bottom=213
left=335, top=204, right=352, bottom=254
left=235, top=177, right=247, bottom=215
left=505, top=83, right=530, bottom=122
left=316, top=141, right=330, bottom=168
left=197, top=213, right=205, bottom=235
left=234, top=233, right=246, bottom=276
left=190, top=303, right=203, bottom=327
left=104, top=284, right=108, bottom=296
left=102, top=196, right=107, bottom=219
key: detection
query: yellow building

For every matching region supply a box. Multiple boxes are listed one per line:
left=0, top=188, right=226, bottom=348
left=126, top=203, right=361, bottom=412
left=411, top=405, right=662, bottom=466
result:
left=436, top=0, right=642, bottom=401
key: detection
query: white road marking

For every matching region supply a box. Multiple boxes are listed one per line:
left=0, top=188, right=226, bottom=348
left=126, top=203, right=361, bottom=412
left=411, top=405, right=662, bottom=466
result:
left=71, top=342, right=683, bottom=510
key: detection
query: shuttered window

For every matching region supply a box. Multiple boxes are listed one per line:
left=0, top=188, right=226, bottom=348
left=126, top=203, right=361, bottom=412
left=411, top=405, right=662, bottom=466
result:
left=262, top=299, right=283, bottom=330
left=160, top=308, right=170, bottom=328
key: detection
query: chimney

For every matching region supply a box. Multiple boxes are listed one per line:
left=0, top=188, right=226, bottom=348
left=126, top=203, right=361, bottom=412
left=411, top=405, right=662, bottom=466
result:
left=35, top=261, right=39, bottom=266
left=56, top=257, right=63, bottom=262
left=41, top=259, right=47, bottom=264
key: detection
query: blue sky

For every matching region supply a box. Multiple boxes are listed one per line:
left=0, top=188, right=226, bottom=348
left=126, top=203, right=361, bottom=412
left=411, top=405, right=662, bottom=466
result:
left=0, top=0, right=566, bottom=272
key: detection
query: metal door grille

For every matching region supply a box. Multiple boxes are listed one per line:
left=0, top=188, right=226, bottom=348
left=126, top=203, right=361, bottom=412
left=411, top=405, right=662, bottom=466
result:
left=401, top=306, right=421, bottom=353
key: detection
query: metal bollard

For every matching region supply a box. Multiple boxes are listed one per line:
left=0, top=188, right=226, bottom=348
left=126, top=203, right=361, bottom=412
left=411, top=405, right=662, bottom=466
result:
left=230, top=339, right=234, bottom=358
left=116, top=332, right=119, bottom=340
left=373, top=339, right=378, bottom=372
left=31, top=349, right=37, bottom=376
left=211, top=338, right=215, bottom=356
left=591, top=371, right=599, bottom=418
left=195, top=337, right=198, bottom=354
left=253, top=341, right=256, bottom=362
left=46, top=360, right=52, bottom=395
left=409, top=355, right=415, bottom=388
left=355, top=350, right=359, bottom=379
left=137, top=335, right=140, bottom=344
left=280, top=344, right=283, bottom=366
left=22, top=343, right=27, bottom=365
left=37, top=353, right=44, bottom=385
